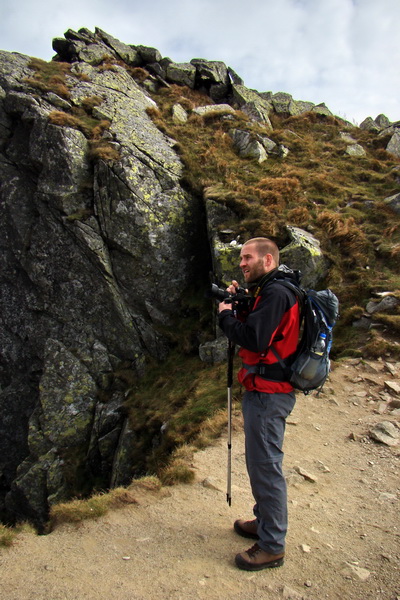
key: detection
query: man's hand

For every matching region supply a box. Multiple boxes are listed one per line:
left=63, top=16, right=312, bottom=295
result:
left=218, top=300, right=232, bottom=313
left=218, top=280, right=240, bottom=313
left=226, top=280, right=240, bottom=295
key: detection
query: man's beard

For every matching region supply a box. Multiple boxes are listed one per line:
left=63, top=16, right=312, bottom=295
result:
left=245, top=258, right=266, bottom=283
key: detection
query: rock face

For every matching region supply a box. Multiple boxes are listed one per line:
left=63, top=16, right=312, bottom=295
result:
left=0, top=44, right=203, bottom=529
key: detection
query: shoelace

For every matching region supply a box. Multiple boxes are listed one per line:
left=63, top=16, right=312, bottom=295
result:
left=246, top=543, right=262, bottom=557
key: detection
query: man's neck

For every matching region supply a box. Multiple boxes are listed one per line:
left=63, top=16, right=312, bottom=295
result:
left=249, top=268, right=279, bottom=296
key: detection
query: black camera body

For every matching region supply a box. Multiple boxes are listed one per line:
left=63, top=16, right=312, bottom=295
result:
left=209, top=283, right=252, bottom=313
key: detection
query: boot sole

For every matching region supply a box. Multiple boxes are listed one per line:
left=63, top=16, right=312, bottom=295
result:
left=233, top=520, right=259, bottom=539
left=235, top=555, right=284, bottom=571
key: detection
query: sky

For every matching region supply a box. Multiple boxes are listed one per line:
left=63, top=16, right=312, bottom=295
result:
left=0, top=0, right=399, bottom=125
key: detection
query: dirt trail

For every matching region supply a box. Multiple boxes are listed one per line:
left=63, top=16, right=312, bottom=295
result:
left=1, top=359, right=399, bottom=600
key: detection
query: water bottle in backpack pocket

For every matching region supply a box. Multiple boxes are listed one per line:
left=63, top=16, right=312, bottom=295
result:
left=289, top=335, right=330, bottom=392
left=300, top=332, right=327, bottom=380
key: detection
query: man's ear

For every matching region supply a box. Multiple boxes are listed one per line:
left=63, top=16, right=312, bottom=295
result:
left=264, top=253, right=274, bottom=269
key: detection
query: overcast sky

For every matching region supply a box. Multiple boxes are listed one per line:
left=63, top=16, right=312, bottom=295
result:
left=0, top=0, right=398, bottom=125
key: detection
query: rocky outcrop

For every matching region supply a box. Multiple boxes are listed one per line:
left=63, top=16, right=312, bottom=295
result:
left=49, top=27, right=340, bottom=126
left=360, top=114, right=400, bottom=158
left=0, top=45, right=203, bottom=529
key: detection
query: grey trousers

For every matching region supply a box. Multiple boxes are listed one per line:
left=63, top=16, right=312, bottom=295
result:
left=242, top=389, right=296, bottom=554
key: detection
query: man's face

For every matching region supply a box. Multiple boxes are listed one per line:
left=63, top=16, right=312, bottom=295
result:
left=239, top=243, right=269, bottom=284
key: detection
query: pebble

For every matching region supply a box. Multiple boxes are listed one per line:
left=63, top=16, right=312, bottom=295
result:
left=317, top=460, right=330, bottom=472
left=310, top=527, right=320, bottom=534
left=294, top=466, right=318, bottom=483
left=201, top=477, right=222, bottom=491
left=384, top=362, right=397, bottom=376
left=379, top=492, right=397, bottom=501
left=377, top=402, right=389, bottom=414
left=385, top=380, right=400, bottom=395
left=370, top=421, right=400, bottom=446
left=344, top=563, right=371, bottom=581
left=282, top=585, right=304, bottom=599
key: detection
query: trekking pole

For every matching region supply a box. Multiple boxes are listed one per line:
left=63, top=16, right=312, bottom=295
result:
left=226, top=339, right=235, bottom=506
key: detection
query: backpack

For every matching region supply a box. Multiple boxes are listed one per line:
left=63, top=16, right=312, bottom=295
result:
left=270, top=280, right=340, bottom=394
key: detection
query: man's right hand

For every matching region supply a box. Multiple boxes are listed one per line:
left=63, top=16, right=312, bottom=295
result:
left=226, top=280, right=240, bottom=295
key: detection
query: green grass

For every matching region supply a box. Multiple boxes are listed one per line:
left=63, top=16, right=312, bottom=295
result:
left=122, top=349, right=232, bottom=475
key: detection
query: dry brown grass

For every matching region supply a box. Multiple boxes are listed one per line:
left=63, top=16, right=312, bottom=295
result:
left=287, top=206, right=312, bottom=227
left=25, top=58, right=72, bottom=99
left=89, top=141, right=120, bottom=161
left=49, top=487, right=138, bottom=528
left=80, top=96, right=104, bottom=112
left=97, top=56, right=120, bottom=72
left=128, top=67, right=149, bottom=82
left=111, top=68, right=400, bottom=357
left=48, top=110, right=87, bottom=131
left=316, top=210, right=371, bottom=261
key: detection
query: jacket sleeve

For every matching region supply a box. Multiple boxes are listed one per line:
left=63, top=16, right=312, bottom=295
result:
left=218, top=284, right=293, bottom=353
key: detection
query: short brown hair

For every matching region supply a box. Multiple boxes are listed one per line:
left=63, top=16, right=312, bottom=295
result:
left=243, top=237, right=280, bottom=265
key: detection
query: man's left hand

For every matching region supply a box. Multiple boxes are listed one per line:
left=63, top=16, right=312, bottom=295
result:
left=218, top=300, right=232, bottom=313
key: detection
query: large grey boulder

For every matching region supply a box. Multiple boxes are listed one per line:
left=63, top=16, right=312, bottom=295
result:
left=345, top=143, right=366, bottom=157
left=271, top=92, right=296, bottom=115
left=230, top=129, right=267, bottom=162
left=384, top=192, right=400, bottom=214
left=311, top=103, right=333, bottom=117
left=53, top=27, right=142, bottom=66
left=359, top=117, right=381, bottom=132
left=166, top=62, right=196, bottom=88
left=375, top=114, right=391, bottom=129
left=241, top=100, right=273, bottom=127
left=192, top=103, right=235, bottom=117
left=190, top=59, right=230, bottom=101
left=204, top=199, right=241, bottom=285
left=0, top=47, right=203, bottom=525
left=280, top=226, right=329, bottom=288
left=386, top=130, right=400, bottom=158
left=5, top=339, right=99, bottom=528
left=190, top=58, right=229, bottom=85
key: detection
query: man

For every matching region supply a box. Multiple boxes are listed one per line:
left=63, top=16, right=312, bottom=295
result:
left=218, top=237, right=301, bottom=571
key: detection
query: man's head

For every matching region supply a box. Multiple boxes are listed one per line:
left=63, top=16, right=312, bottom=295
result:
left=240, top=237, right=279, bottom=284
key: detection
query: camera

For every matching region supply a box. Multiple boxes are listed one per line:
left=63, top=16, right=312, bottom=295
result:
left=209, top=283, right=252, bottom=312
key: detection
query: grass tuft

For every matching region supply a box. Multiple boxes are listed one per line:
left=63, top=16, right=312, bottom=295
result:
left=160, top=461, right=195, bottom=486
left=49, top=487, right=139, bottom=527
left=0, top=524, right=16, bottom=547
left=25, top=58, right=72, bottom=99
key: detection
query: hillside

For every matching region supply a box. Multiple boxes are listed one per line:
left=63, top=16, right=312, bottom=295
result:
left=1, top=359, right=399, bottom=600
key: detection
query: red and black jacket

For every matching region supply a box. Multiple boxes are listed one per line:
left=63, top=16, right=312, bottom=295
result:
left=218, top=268, right=301, bottom=393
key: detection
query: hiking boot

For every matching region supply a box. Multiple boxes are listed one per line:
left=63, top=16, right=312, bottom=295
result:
left=235, top=543, right=285, bottom=571
left=233, top=519, right=259, bottom=539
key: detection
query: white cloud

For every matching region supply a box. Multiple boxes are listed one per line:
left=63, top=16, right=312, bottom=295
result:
left=0, top=0, right=399, bottom=123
